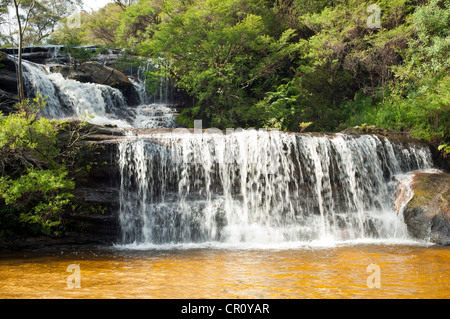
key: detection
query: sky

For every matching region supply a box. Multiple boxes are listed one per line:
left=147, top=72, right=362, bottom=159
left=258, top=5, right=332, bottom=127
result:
left=82, top=0, right=113, bottom=12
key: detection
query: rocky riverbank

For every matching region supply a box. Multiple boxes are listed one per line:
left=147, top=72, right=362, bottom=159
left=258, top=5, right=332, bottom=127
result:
left=401, top=170, right=450, bottom=246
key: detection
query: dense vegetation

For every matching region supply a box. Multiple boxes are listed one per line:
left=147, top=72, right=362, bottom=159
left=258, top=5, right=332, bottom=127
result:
left=0, top=96, right=90, bottom=240
left=45, top=0, right=450, bottom=151
left=0, top=0, right=448, bottom=241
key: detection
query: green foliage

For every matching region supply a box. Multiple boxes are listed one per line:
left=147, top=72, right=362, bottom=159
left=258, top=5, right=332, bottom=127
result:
left=0, top=96, right=77, bottom=237
left=45, top=0, right=449, bottom=145
left=0, top=96, right=60, bottom=172
left=49, top=3, right=121, bottom=46
left=438, top=143, right=450, bottom=155
left=375, top=75, right=450, bottom=142
left=0, top=168, right=74, bottom=236
left=150, top=0, right=301, bottom=128
left=344, top=0, right=450, bottom=146
left=141, top=60, right=172, bottom=97
left=249, top=80, right=301, bottom=131
left=60, top=40, right=95, bottom=65
left=403, top=0, right=450, bottom=77
left=114, top=0, right=161, bottom=50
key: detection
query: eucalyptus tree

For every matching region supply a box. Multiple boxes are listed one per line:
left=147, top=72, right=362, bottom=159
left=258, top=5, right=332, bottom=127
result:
left=0, top=0, right=82, bottom=101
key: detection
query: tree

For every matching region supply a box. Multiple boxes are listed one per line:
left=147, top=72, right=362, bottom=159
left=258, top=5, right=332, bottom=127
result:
left=83, top=3, right=121, bottom=45
left=0, top=96, right=73, bottom=236
left=114, top=0, right=162, bottom=49
left=151, top=0, right=301, bottom=128
left=0, top=95, right=95, bottom=237
left=0, top=0, right=82, bottom=102
left=0, top=0, right=82, bottom=47
left=24, top=0, right=83, bottom=45
left=113, top=0, right=137, bottom=10
left=12, top=0, right=36, bottom=102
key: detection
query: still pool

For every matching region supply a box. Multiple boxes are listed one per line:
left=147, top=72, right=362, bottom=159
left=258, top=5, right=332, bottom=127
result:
left=0, top=242, right=448, bottom=299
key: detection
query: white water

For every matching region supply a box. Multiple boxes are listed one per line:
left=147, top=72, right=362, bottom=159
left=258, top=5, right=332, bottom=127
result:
left=18, top=55, right=438, bottom=249
left=133, top=103, right=178, bottom=128
left=21, top=59, right=176, bottom=128
left=118, top=130, right=434, bottom=247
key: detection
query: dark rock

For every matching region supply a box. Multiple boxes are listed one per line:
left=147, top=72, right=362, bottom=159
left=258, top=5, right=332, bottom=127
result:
left=66, top=131, right=124, bottom=245
left=430, top=145, right=450, bottom=173
left=0, top=51, right=18, bottom=71
left=402, top=171, right=450, bottom=245
left=0, top=68, right=18, bottom=92
left=64, top=213, right=120, bottom=245
left=78, top=61, right=139, bottom=106
left=48, top=64, right=93, bottom=83
left=0, top=89, right=18, bottom=114
left=1, top=45, right=67, bottom=64
left=0, top=52, right=18, bottom=113
left=50, top=61, right=141, bottom=106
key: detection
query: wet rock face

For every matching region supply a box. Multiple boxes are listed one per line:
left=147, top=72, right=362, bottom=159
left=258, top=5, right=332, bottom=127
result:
left=60, top=123, right=126, bottom=246
left=402, top=171, right=450, bottom=245
left=0, top=45, right=68, bottom=64
left=0, top=52, right=19, bottom=112
left=77, top=62, right=139, bottom=106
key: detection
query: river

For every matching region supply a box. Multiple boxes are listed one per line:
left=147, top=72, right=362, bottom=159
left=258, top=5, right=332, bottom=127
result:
left=0, top=242, right=448, bottom=299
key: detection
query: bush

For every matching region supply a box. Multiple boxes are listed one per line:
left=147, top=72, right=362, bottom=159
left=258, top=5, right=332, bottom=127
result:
left=0, top=169, right=74, bottom=236
left=0, top=96, right=76, bottom=237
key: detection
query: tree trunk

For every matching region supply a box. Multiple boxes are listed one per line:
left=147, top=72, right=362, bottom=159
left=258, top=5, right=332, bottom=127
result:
left=13, top=0, right=25, bottom=102
left=13, top=0, right=36, bottom=103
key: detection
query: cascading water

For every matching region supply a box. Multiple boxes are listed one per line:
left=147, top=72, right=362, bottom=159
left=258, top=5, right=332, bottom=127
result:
left=22, top=59, right=133, bottom=127
left=15, top=51, right=437, bottom=248
left=129, top=63, right=178, bottom=128
left=118, top=129, right=434, bottom=247
left=20, top=54, right=178, bottom=129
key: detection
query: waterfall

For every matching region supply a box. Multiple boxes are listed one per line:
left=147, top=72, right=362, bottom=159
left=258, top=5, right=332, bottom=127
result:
left=136, top=60, right=170, bottom=105
left=132, top=104, right=178, bottom=128
left=129, top=77, right=150, bottom=106
left=129, top=66, right=178, bottom=128
left=22, top=59, right=133, bottom=127
left=14, top=53, right=437, bottom=248
left=118, top=130, right=433, bottom=247
left=19, top=55, right=178, bottom=129
left=22, top=60, right=67, bottom=119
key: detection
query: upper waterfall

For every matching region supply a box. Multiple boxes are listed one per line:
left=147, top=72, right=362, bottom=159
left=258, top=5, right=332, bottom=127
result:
left=20, top=57, right=178, bottom=129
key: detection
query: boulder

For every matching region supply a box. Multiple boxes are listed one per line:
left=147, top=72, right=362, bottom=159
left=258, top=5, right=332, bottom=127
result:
left=48, top=64, right=93, bottom=83
left=402, top=171, right=450, bottom=245
left=78, top=61, right=139, bottom=106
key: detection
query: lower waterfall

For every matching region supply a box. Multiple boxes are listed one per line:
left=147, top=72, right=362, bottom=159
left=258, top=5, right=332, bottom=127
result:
left=117, top=129, right=433, bottom=247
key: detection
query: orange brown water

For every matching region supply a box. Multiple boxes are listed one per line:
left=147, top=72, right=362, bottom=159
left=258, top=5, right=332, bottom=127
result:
left=0, top=244, right=448, bottom=299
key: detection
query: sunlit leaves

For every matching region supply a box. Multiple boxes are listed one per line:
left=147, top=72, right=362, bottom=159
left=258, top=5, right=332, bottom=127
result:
left=0, top=96, right=75, bottom=236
